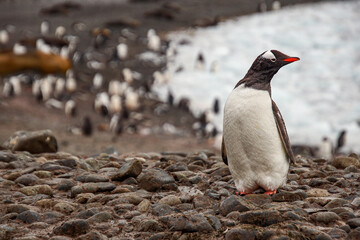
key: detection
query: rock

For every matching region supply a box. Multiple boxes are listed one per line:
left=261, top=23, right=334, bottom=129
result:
left=35, top=199, right=58, bottom=208
left=327, top=228, right=348, bottom=239
left=325, top=198, right=349, bottom=209
left=2, top=130, right=57, bottom=154
left=159, top=195, right=181, bottom=206
left=111, top=160, right=142, bottom=181
left=302, top=170, right=327, bottom=178
left=348, top=230, right=360, bottom=240
left=244, top=194, right=272, bottom=206
left=87, top=211, right=113, bottom=223
left=71, top=182, right=116, bottom=197
left=351, top=197, right=360, bottom=208
left=20, top=184, right=53, bottom=196
left=238, top=210, right=283, bottom=227
left=17, top=210, right=41, bottom=224
left=331, top=157, right=360, bottom=169
left=6, top=204, right=30, bottom=213
left=0, top=151, right=17, bottom=162
left=43, top=211, right=64, bottom=224
left=138, top=169, right=175, bottom=192
left=56, top=158, right=77, bottom=168
left=57, top=179, right=76, bottom=191
left=77, top=208, right=100, bottom=219
left=310, top=212, right=340, bottom=224
left=159, top=213, right=214, bottom=232
left=107, top=192, right=144, bottom=205
left=225, top=228, right=256, bottom=240
left=306, top=188, right=330, bottom=197
left=137, top=199, right=151, bottom=212
left=15, top=174, right=40, bottom=186
left=152, top=204, right=174, bottom=216
left=74, top=174, right=109, bottom=183
left=33, top=170, right=52, bottom=178
left=219, top=196, right=250, bottom=216
left=272, top=190, right=307, bottom=202
left=138, top=219, right=164, bottom=232
left=347, top=218, right=360, bottom=228
left=53, top=219, right=90, bottom=237
left=54, top=202, right=76, bottom=214
left=75, top=193, right=95, bottom=204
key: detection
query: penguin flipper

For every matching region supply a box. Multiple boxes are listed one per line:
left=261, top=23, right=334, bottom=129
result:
left=221, top=136, right=228, bottom=165
left=272, top=100, right=295, bottom=164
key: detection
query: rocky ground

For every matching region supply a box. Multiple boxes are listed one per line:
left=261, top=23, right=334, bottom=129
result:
left=0, top=131, right=360, bottom=240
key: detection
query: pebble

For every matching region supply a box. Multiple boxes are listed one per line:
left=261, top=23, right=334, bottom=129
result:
left=219, top=196, right=250, bottom=216
left=225, top=228, right=256, bottom=240
left=331, top=157, right=360, bottom=169
left=159, top=213, right=214, bottom=232
left=310, top=212, right=340, bottom=224
left=138, top=168, right=175, bottom=192
left=110, top=160, right=142, bottom=181
left=347, top=218, right=360, bottom=228
left=87, top=211, right=113, bottom=223
left=15, top=174, right=40, bottom=186
left=20, top=184, right=53, bottom=196
left=17, top=210, right=41, bottom=224
left=159, top=195, right=181, bottom=206
left=272, top=190, right=307, bottom=202
left=53, top=219, right=90, bottom=237
left=74, top=174, right=109, bottom=183
left=238, top=210, right=283, bottom=227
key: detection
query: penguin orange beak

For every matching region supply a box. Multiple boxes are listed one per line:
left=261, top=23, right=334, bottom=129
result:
left=283, top=57, right=300, bottom=62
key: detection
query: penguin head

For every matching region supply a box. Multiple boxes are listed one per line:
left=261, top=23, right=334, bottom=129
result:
left=246, top=50, right=299, bottom=81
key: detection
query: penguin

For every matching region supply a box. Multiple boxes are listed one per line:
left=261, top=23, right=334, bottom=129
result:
left=147, top=29, right=161, bottom=52
left=13, top=43, right=27, bottom=55
left=65, top=99, right=77, bottom=117
left=258, top=0, right=267, bottom=13
left=272, top=0, right=281, bottom=11
left=110, top=113, right=123, bottom=135
left=213, top=98, right=220, bottom=114
left=222, top=50, right=299, bottom=195
left=0, top=30, right=9, bottom=48
left=2, top=81, right=14, bottom=98
left=41, top=21, right=50, bottom=35
left=116, top=43, right=128, bottom=60
left=82, top=116, right=93, bottom=136
left=55, top=26, right=66, bottom=38
left=335, top=130, right=346, bottom=154
left=318, top=137, right=333, bottom=160
left=195, top=52, right=205, bottom=70
left=93, top=73, right=103, bottom=90
left=122, top=68, right=133, bottom=84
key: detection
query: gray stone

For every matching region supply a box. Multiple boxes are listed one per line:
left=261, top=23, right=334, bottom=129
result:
left=55, top=158, right=77, bottom=168
left=2, top=130, right=57, bottom=154
left=225, top=228, right=256, bottom=240
left=17, top=210, right=41, bottom=224
left=219, top=196, right=250, bottom=216
left=325, top=198, right=349, bottom=209
left=138, top=219, right=164, bottom=232
left=310, top=212, right=340, bottom=224
left=302, top=171, right=327, bottom=178
left=57, top=179, right=76, bottom=191
left=327, top=228, right=348, bottom=239
left=331, top=157, right=360, bottom=169
left=74, top=174, right=109, bottom=183
left=152, top=204, right=174, bottom=216
left=53, top=219, right=90, bottom=237
left=87, top=211, right=113, bottom=223
left=43, top=211, right=64, bottom=224
left=111, top=160, right=142, bottom=181
left=347, top=218, right=360, bottom=228
left=77, top=208, right=100, bottom=219
left=76, top=231, right=108, bottom=240
left=6, top=204, right=30, bottom=214
left=159, top=195, right=181, bottom=206
left=138, top=169, right=175, bottom=192
left=272, top=190, right=307, bottom=202
left=71, top=182, right=116, bottom=197
left=0, top=151, right=17, bottom=162
left=159, top=213, right=213, bottom=232
left=238, top=210, right=283, bottom=227
left=15, top=174, right=40, bottom=186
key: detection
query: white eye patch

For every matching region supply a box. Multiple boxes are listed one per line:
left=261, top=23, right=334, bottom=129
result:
left=262, top=50, right=276, bottom=62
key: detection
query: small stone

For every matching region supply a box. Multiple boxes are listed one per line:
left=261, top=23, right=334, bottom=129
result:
left=302, top=171, right=326, bottom=178
left=6, top=204, right=30, bottom=213
left=20, top=184, right=53, bottom=196
left=43, top=211, right=64, bottom=224
left=15, top=174, right=40, bottom=186
left=54, top=202, right=76, bottom=214
left=348, top=230, right=360, bottom=240
left=17, top=210, right=41, bottom=224
left=272, top=190, right=307, bottom=202
left=325, top=198, right=349, bottom=209
left=2, top=130, right=57, bottom=154
left=33, top=170, right=52, bottom=178
left=310, top=212, right=340, bottom=224
left=107, top=192, right=144, bottom=205
left=87, top=211, right=113, bottom=223
left=306, top=188, right=330, bottom=197
left=56, top=158, right=77, bottom=168
left=138, top=219, right=164, bottom=232
left=351, top=197, right=360, bottom=208
left=111, top=160, right=142, bottom=181
left=193, top=195, right=214, bottom=210
left=75, top=193, right=95, bottom=204
left=74, top=174, right=109, bottom=183
left=138, top=169, right=175, bottom=192
left=71, top=182, right=116, bottom=197
left=152, top=204, right=174, bottom=216
left=225, top=228, right=256, bottom=240
left=57, top=179, right=76, bottom=191
left=159, top=195, right=181, bottom=206
left=347, top=218, right=360, bottom=228
left=219, top=196, right=250, bottom=216
left=137, top=199, right=151, bottom=212
left=77, top=208, right=100, bottom=219
left=159, top=213, right=213, bottom=232
left=53, top=219, right=90, bottom=237
left=327, top=228, right=348, bottom=239
left=0, top=151, right=17, bottom=162
left=331, top=157, right=360, bottom=169
left=238, top=210, right=283, bottom=227
left=244, top=194, right=272, bottom=206
left=35, top=199, right=58, bottom=208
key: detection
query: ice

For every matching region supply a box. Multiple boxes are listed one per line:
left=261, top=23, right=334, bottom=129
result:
left=153, top=1, right=360, bottom=152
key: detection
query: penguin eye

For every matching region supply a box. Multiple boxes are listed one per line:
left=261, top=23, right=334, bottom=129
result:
left=270, top=58, right=276, bottom=62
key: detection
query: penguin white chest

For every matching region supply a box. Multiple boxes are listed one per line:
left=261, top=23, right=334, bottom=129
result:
left=223, top=85, right=288, bottom=192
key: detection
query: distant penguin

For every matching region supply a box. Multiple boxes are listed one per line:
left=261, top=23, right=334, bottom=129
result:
left=0, top=30, right=9, bottom=47
left=213, top=98, right=220, bottom=114
left=41, top=21, right=50, bottom=35
left=32, top=79, right=42, bottom=101
left=54, top=78, right=66, bottom=99
left=66, top=76, right=77, bottom=93
left=82, top=116, right=93, bottom=136
left=41, top=78, right=53, bottom=101
left=335, top=130, right=347, bottom=154
left=116, top=43, right=128, bottom=60
left=258, top=0, right=267, bottom=13
left=272, top=0, right=281, bottom=11
left=9, top=76, right=21, bottom=96
left=36, top=38, right=51, bottom=54
left=94, top=92, right=110, bottom=116
left=110, top=94, right=122, bottom=114
left=2, top=81, right=14, bottom=98
left=147, top=29, right=161, bottom=52
left=178, top=97, right=190, bottom=112
left=55, top=26, right=66, bottom=38
left=108, top=80, right=123, bottom=96
left=167, top=90, right=174, bottom=106
left=210, top=60, right=219, bottom=72
left=195, top=52, right=205, bottom=70
left=93, top=73, right=103, bottom=90
left=65, top=99, right=77, bottom=117
left=125, top=89, right=140, bottom=111
left=318, top=137, right=333, bottom=160
left=153, top=70, right=170, bottom=85
left=122, top=68, right=133, bottom=84
left=13, top=43, right=27, bottom=55
left=110, top=113, right=123, bottom=135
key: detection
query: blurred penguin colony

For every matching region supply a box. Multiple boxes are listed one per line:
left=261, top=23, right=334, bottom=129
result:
left=0, top=2, right=222, bottom=143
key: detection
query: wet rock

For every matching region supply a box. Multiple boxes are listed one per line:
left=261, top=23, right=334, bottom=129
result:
left=74, top=174, right=109, bottom=183
left=138, top=169, right=175, bottom=192
left=2, top=130, right=57, bottom=154
left=347, top=218, right=360, bottom=228
left=6, top=204, right=30, bottom=213
left=238, top=210, right=283, bottom=227
left=20, top=184, right=53, bottom=196
left=225, top=228, right=256, bottom=240
left=159, top=195, right=181, bottom=206
left=310, top=212, right=340, bottom=224
left=87, top=211, right=113, bottom=223
left=219, top=196, right=250, bottom=216
left=331, top=157, right=360, bottom=169
left=111, top=160, right=142, bottom=181
left=53, top=219, right=90, bottom=237
left=159, top=213, right=214, bottom=232
left=17, top=210, right=41, bottom=224
left=272, top=190, right=307, bottom=202
left=15, top=174, right=40, bottom=186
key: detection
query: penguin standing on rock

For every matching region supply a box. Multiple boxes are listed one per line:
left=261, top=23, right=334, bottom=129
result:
left=222, top=50, right=299, bottom=196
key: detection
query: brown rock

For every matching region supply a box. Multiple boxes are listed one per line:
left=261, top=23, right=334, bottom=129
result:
left=331, top=157, right=360, bottom=169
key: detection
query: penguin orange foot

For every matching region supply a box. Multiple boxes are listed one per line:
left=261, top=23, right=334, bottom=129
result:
left=235, top=191, right=251, bottom=196
left=264, top=190, right=277, bottom=195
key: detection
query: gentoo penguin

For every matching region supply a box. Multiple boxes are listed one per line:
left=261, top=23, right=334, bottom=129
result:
left=147, top=29, right=161, bottom=52
left=41, top=21, right=50, bottom=35
left=258, top=0, right=267, bottom=13
left=55, top=26, right=66, bottom=38
left=222, top=50, right=299, bottom=195
left=318, top=137, right=333, bottom=160
left=0, top=30, right=9, bottom=47
left=116, top=43, right=128, bottom=60
left=82, top=116, right=93, bottom=136
left=335, top=130, right=346, bottom=154
left=93, top=73, right=103, bottom=90
left=272, top=0, right=281, bottom=11
left=213, top=98, right=220, bottom=114
left=65, top=99, right=77, bottom=117
left=195, top=52, right=205, bottom=70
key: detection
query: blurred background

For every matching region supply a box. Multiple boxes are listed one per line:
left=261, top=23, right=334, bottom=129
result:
left=0, top=0, right=359, bottom=156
